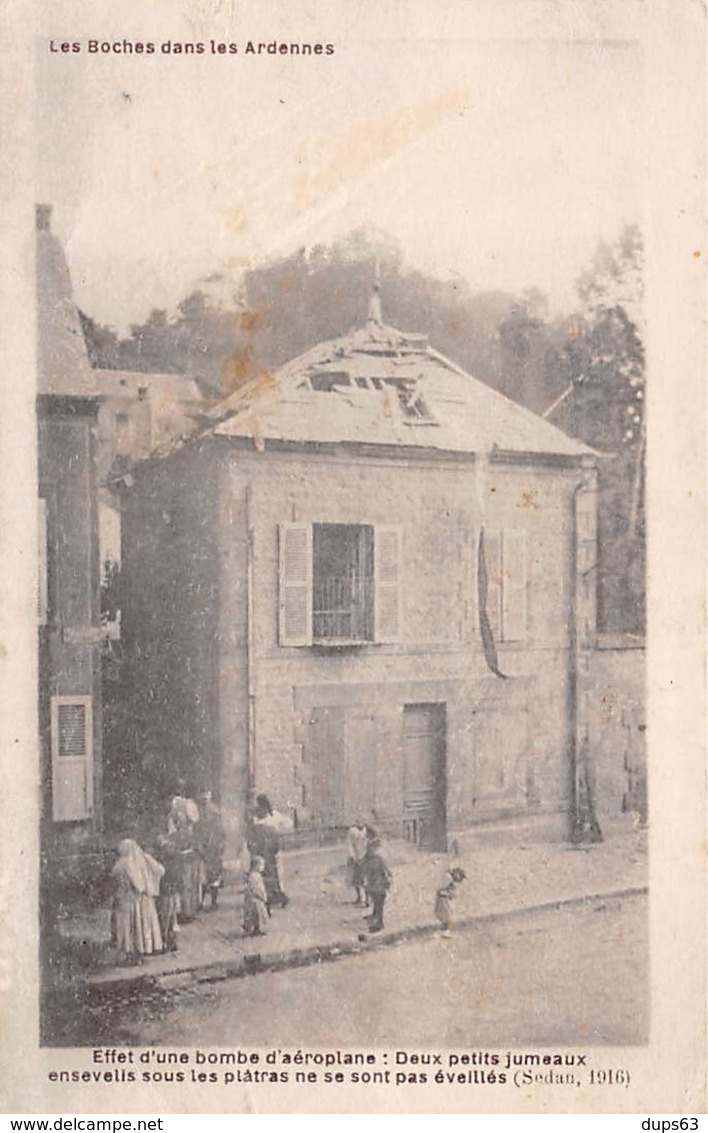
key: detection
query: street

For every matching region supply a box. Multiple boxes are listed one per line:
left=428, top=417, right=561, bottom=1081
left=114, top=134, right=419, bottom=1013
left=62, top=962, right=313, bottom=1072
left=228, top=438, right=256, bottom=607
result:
left=51, top=892, right=648, bottom=1048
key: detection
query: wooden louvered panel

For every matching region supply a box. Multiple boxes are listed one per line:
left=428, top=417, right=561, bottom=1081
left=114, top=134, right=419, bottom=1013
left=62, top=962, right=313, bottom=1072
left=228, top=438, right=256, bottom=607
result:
left=51, top=696, right=93, bottom=821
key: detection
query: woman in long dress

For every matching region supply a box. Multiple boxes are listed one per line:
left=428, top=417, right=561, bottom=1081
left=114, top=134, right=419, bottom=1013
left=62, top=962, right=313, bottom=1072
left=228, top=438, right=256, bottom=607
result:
left=111, top=839, right=164, bottom=962
left=167, top=790, right=201, bottom=922
left=247, top=794, right=289, bottom=911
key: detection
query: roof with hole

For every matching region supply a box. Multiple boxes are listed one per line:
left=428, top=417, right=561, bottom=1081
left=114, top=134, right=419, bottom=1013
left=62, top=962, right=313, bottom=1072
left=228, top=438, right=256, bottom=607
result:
left=207, top=318, right=594, bottom=459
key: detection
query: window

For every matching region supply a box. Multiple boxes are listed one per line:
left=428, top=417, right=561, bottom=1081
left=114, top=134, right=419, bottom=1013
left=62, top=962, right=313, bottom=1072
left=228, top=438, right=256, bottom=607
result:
left=50, top=695, right=93, bottom=821
left=485, top=529, right=528, bottom=643
left=313, top=524, right=374, bottom=641
left=38, top=498, right=48, bottom=625
left=279, top=523, right=402, bottom=646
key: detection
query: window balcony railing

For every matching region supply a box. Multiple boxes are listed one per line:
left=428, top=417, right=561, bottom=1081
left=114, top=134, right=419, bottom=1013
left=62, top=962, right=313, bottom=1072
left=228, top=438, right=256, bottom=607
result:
left=313, top=575, right=373, bottom=643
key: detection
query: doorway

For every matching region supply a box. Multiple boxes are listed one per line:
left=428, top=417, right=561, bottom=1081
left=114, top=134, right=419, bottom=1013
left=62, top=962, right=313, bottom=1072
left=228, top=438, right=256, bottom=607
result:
left=402, top=703, right=447, bottom=851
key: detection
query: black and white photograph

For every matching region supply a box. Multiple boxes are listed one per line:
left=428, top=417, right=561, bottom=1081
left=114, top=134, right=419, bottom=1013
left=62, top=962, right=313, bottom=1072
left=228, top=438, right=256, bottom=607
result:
left=1, top=0, right=705, bottom=1116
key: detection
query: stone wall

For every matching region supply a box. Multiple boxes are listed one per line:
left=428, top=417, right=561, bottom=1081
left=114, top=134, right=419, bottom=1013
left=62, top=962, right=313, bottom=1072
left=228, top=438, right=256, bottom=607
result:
left=586, top=637, right=646, bottom=822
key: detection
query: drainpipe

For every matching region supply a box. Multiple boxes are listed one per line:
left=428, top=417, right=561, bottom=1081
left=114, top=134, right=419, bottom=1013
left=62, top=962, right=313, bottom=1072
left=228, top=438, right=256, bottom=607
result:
left=245, top=484, right=256, bottom=821
left=568, top=479, right=581, bottom=840
left=569, top=461, right=603, bottom=843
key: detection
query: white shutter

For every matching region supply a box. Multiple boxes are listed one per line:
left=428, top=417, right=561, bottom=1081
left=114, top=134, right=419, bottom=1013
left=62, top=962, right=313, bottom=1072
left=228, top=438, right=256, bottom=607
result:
left=279, top=523, right=313, bottom=646
left=374, top=525, right=402, bottom=643
left=485, top=529, right=502, bottom=639
left=501, top=529, right=528, bottom=642
left=38, top=498, right=48, bottom=625
left=51, top=696, right=93, bottom=821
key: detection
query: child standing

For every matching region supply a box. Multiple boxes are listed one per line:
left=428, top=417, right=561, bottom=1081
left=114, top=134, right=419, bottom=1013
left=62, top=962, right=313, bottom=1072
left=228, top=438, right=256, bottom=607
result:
left=363, top=837, right=392, bottom=933
left=154, top=833, right=181, bottom=952
left=243, top=856, right=270, bottom=937
left=346, top=819, right=369, bottom=905
left=435, top=865, right=467, bottom=937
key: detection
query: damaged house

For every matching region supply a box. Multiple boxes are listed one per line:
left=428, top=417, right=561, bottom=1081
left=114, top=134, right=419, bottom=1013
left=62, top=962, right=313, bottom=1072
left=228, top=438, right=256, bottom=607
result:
left=119, top=291, right=608, bottom=849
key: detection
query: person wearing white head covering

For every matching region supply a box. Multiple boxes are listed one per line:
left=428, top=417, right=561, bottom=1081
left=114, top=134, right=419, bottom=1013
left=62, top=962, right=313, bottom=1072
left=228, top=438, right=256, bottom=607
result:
left=167, top=793, right=200, bottom=834
left=111, top=838, right=165, bottom=961
left=166, top=788, right=201, bottom=921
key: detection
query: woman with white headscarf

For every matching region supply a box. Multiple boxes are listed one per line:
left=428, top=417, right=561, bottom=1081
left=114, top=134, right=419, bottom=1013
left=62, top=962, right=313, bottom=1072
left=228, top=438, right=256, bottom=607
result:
left=111, top=839, right=165, bottom=961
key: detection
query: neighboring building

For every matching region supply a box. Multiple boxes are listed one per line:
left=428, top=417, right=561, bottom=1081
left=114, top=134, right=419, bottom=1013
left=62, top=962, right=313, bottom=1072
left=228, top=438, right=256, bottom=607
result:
left=93, top=367, right=204, bottom=824
left=121, top=301, right=609, bottom=849
left=36, top=205, right=204, bottom=860
left=36, top=204, right=104, bottom=872
left=95, top=366, right=203, bottom=633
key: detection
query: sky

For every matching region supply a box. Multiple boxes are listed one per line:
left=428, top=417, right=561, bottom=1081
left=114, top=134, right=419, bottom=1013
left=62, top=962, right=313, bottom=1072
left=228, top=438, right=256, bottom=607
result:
left=36, top=2, right=644, bottom=332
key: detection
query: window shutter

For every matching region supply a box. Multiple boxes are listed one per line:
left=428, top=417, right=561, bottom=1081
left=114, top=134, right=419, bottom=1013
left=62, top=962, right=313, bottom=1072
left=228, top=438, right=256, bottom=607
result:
left=485, top=529, right=502, bottom=639
left=51, top=696, right=93, bottom=821
left=279, top=523, right=313, bottom=646
left=501, top=529, right=528, bottom=642
left=38, top=498, right=48, bottom=625
left=374, top=525, right=402, bottom=643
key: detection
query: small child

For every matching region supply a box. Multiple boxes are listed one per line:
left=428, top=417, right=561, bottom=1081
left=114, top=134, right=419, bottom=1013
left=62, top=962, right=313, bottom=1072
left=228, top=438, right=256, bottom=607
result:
left=346, top=819, right=369, bottom=905
left=435, top=865, right=467, bottom=937
left=154, top=833, right=181, bottom=953
left=362, top=837, right=392, bottom=933
left=243, top=856, right=270, bottom=937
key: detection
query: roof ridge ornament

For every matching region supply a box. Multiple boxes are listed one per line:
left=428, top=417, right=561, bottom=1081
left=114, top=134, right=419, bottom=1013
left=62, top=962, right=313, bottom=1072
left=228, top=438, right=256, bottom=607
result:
left=367, top=282, right=382, bottom=327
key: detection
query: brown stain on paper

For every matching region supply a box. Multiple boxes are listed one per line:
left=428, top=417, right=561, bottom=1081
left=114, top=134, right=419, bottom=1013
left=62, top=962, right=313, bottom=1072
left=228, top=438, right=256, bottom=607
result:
left=221, top=306, right=274, bottom=398
left=518, top=489, right=540, bottom=510
left=293, top=88, right=466, bottom=211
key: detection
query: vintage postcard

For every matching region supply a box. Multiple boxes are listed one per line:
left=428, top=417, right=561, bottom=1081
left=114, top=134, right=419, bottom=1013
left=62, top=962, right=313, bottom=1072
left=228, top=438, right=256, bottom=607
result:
left=0, top=0, right=705, bottom=1116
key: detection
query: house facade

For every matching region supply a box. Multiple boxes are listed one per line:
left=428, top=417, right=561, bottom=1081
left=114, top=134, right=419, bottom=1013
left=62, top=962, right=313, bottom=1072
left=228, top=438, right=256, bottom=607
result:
left=36, top=205, right=205, bottom=864
left=36, top=204, right=104, bottom=871
left=121, top=309, right=604, bottom=848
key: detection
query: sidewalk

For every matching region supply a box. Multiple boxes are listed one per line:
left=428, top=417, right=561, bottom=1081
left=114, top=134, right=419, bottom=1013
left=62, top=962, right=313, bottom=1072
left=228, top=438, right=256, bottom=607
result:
left=51, top=817, right=648, bottom=996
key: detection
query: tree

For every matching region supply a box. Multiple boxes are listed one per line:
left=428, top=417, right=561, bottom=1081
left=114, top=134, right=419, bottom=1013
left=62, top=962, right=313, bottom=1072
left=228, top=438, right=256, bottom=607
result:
left=80, top=229, right=546, bottom=402
left=552, top=225, right=645, bottom=633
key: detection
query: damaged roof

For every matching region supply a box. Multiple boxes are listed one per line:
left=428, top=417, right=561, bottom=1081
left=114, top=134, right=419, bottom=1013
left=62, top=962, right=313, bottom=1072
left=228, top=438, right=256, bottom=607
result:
left=208, top=316, right=594, bottom=460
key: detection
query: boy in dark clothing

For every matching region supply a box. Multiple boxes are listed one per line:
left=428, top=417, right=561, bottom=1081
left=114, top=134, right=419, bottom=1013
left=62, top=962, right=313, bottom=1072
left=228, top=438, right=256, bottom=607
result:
left=154, top=833, right=181, bottom=952
left=363, top=837, right=391, bottom=933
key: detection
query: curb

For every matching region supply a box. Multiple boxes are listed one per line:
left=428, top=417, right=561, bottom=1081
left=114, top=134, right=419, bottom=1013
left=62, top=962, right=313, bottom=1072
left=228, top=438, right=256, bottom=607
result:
left=72, top=885, right=648, bottom=1002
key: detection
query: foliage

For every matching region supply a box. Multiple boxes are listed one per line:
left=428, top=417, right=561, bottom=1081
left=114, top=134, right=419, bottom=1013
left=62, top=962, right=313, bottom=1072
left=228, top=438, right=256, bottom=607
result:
left=552, top=225, right=645, bottom=633
left=83, top=224, right=645, bottom=634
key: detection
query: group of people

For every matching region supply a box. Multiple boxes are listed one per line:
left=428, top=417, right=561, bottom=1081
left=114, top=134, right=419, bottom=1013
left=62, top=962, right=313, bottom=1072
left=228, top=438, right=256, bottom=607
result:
left=110, top=784, right=226, bottom=965
left=110, top=790, right=468, bottom=964
left=346, top=818, right=467, bottom=936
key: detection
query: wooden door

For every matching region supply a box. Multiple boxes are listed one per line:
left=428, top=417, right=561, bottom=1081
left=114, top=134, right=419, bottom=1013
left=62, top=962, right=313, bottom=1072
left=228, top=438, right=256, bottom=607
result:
left=308, top=705, right=345, bottom=829
left=403, top=703, right=447, bottom=850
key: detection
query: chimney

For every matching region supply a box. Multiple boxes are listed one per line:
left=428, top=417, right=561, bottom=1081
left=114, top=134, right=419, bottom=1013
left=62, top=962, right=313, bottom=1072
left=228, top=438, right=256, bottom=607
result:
left=36, top=204, right=53, bottom=231
left=367, top=282, right=382, bottom=326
